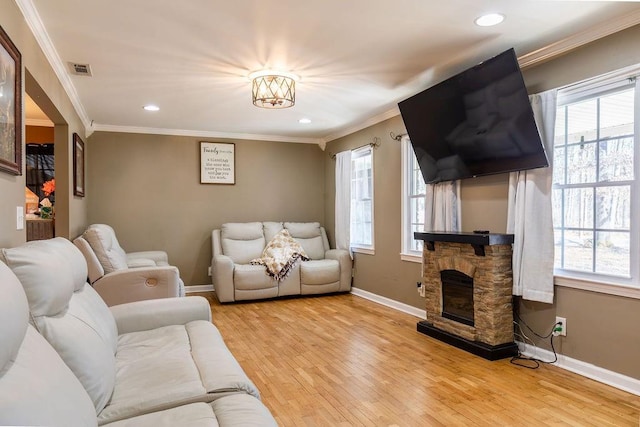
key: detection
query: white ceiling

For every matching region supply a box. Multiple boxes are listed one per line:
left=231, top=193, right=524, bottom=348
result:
left=19, top=0, right=640, bottom=145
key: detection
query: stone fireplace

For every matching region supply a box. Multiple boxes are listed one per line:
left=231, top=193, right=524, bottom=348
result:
left=414, top=232, right=518, bottom=360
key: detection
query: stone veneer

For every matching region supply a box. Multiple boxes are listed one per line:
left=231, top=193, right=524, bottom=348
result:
left=422, top=241, right=514, bottom=346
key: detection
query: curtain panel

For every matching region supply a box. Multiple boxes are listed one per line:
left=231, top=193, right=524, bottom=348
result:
left=506, top=90, right=558, bottom=303
left=335, top=150, right=352, bottom=256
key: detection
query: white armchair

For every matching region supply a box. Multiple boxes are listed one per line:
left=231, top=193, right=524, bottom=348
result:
left=74, top=224, right=185, bottom=306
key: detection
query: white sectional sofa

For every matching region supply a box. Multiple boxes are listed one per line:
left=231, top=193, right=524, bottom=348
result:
left=0, top=237, right=276, bottom=426
left=211, top=222, right=351, bottom=303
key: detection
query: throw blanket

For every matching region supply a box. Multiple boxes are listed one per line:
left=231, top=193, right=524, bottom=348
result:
left=250, top=229, right=309, bottom=282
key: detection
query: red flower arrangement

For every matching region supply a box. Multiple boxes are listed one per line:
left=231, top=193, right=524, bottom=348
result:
left=42, top=179, right=55, bottom=197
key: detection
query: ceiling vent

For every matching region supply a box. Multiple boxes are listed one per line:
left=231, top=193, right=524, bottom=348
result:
left=69, top=62, right=92, bottom=76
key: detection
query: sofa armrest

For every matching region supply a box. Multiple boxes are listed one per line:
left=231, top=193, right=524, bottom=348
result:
left=111, top=296, right=212, bottom=334
left=126, top=250, right=169, bottom=266
left=212, top=254, right=235, bottom=302
left=126, top=258, right=158, bottom=268
left=92, top=266, right=181, bottom=306
left=325, top=249, right=352, bottom=292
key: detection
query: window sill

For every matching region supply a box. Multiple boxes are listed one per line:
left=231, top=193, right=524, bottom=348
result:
left=352, top=247, right=375, bottom=256
left=400, top=253, right=422, bottom=263
left=554, top=275, right=640, bottom=300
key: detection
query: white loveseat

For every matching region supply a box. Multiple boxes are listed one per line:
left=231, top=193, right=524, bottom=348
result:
left=0, top=238, right=276, bottom=426
left=211, top=222, right=351, bottom=303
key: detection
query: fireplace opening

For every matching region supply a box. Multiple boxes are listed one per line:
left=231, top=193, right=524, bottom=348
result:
left=441, top=269, right=474, bottom=326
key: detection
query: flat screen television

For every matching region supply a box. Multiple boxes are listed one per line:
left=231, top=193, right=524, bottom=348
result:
left=398, top=48, right=548, bottom=184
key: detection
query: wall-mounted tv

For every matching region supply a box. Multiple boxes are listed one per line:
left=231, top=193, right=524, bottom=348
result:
left=398, top=48, right=548, bottom=184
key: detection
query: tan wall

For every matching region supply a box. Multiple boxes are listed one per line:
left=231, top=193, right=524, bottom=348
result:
left=516, top=24, right=640, bottom=380
left=324, top=24, right=640, bottom=380
left=87, top=131, right=325, bottom=286
left=323, top=116, right=424, bottom=307
left=323, top=116, right=511, bottom=309
left=0, top=1, right=87, bottom=248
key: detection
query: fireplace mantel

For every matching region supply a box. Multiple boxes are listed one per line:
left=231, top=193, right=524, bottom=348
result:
left=414, top=231, right=514, bottom=256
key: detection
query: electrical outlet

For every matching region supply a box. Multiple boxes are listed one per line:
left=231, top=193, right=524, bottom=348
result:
left=207, top=266, right=212, bottom=276
left=417, top=282, right=426, bottom=298
left=554, top=316, right=567, bottom=337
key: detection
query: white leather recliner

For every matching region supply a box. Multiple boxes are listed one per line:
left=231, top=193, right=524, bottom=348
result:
left=74, top=224, right=185, bottom=305
left=0, top=238, right=276, bottom=426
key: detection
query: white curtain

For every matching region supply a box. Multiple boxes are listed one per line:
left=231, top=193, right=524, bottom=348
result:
left=507, top=90, right=557, bottom=303
left=425, top=180, right=461, bottom=232
left=335, top=151, right=352, bottom=255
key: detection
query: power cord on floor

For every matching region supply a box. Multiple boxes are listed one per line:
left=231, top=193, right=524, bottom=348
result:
left=510, top=312, right=561, bottom=369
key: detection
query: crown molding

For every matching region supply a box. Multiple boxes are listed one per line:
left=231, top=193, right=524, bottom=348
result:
left=518, top=8, right=640, bottom=69
left=16, top=0, right=640, bottom=146
left=16, top=0, right=92, bottom=133
left=322, top=106, right=401, bottom=145
left=92, top=123, right=322, bottom=144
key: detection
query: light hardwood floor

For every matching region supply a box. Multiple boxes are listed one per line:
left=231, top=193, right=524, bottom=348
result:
left=200, top=292, right=640, bottom=426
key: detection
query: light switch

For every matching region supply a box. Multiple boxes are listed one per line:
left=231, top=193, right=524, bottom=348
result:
left=16, top=206, right=24, bottom=230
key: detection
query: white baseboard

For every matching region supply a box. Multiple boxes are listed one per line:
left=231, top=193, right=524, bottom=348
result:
left=350, top=287, right=640, bottom=397
left=185, top=284, right=214, bottom=294
left=518, top=342, right=640, bottom=397
left=350, top=287, right=426, bottom=319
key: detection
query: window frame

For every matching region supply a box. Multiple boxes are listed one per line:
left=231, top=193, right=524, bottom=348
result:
left=553, top=70, right=640, bottom=298
left=350, top=145, right=375, bottom=254
left=401, top=137, right=425, bottom=263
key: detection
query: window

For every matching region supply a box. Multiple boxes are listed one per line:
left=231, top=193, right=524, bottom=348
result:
left=553, top=76, right=639, bottom=287
left=350, top=145, right=374, bottom=252
left=401, top=138, right=426, bottom=261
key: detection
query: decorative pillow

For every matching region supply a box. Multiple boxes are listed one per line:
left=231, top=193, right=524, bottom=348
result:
left=250, top=230, right=309, bottom=282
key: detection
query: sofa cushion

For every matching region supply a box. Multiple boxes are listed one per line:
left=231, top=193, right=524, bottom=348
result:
left=263, top=221, right=284, bottom=242
left=284, top=222, right=326, bottom=260
left=234, top=264, right=277, bottom=290
left=221, top=222, right=265, bottom=264
left=100, top=321, right=260, bottom=424
left=292, top=236, right=325, bottom=260
left=0, top=327, right=99, bottom=427
left=105, top=395, right=277, bottom=427
left=0, top=262, right=30, bottom=379
left=0, top=237, right=88, bottom=318
left=0, top=238, right=118, bottom=414
left=300, top=259, right=340, bottom=285
left=83, top=224, right=129, bottom=273
left=284, top=222, right=322, bottom=238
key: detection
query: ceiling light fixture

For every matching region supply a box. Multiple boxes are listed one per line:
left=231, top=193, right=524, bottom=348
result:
left=143, top=105, right=160, bottom=111
left=475, top=13, right=505, bottom=27
left=249, top=70, right=299, bottom=109
left=299, top=118, right=311, bottom=124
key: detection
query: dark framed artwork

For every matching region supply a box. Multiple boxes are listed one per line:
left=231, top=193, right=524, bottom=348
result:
left=73, top=133, right=85, bottom=197
left=0, top=25, right=22, bottom=175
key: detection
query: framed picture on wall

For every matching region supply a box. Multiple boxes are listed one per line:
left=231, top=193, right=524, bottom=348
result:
left=200, top=142, right=235, bottom=184
left=73, top=133, right=85, bottom=197
left=0, top=25, right=22, bottom=176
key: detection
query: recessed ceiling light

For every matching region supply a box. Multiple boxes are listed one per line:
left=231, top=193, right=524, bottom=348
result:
left=299, top=118, right=311, bottom=124
left=475, top=13, right=504, bottom=27
left=143, top=105, right=160, bottom=111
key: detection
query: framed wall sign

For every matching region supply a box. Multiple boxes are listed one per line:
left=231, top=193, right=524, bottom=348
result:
left=200, top=142, right=235, bottom=184
left=0, top=25, right=22, bottom=175
left=73, top=133, right=85, bottom=197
